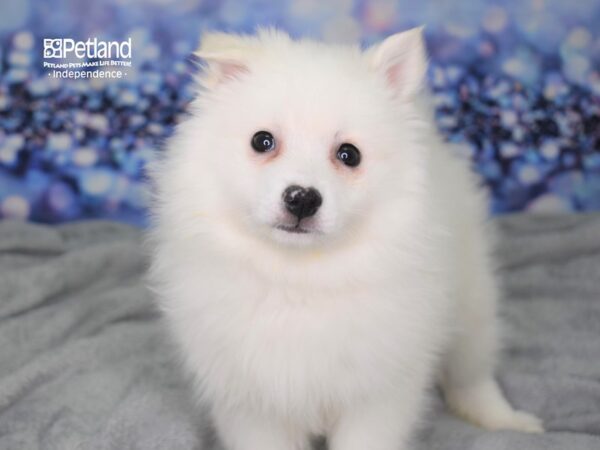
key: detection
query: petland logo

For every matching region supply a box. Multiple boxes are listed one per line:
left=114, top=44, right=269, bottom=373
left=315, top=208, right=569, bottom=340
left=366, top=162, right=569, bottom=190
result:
left=43, top=37, right=132, bottom=79
left=43, top=38, right=131, bottom=59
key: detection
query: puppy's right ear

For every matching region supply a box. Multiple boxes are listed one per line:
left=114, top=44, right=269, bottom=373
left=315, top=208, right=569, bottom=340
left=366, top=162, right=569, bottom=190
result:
left=194, top=32, right=252, bottom=89
left=367, top=27, right=427, bottom=99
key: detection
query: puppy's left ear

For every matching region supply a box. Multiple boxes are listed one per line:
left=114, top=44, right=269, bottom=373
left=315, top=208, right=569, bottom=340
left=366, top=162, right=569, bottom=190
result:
left=368, top=27, right=427, bottom=99
left=194, top=32, right=253, bottom=89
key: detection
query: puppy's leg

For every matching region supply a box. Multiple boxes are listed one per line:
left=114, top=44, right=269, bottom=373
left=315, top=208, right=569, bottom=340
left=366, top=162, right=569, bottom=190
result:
left=441, top=232, right=543, bottom=433
left=213, top=408, right=307, bottom=450
left=329, top=389, right=427, bottom=450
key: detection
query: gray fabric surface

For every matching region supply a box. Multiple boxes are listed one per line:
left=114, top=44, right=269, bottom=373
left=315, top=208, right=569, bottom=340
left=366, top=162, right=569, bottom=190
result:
left=0, top=215, right=599, bottom=449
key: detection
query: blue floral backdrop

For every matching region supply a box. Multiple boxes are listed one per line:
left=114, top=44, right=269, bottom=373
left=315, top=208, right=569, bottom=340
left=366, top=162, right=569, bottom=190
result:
left=0, top=0, right=599, bottom=225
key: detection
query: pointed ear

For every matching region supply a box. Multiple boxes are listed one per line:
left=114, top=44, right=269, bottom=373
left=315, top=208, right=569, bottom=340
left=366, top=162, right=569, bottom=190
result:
left=368, top=27, right=428, bottom=98
left=194, top=32, right=252, bottom=89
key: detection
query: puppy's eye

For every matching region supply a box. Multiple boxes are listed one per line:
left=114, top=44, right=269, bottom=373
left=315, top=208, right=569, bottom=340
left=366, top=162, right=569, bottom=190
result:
left=336, top=143, right=361, bottom=167
left=251, top=131, right=276, bottom=153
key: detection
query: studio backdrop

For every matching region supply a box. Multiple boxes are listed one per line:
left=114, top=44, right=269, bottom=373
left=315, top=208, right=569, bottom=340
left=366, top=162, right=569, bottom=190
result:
left=0, top=0, right=599, bottom=225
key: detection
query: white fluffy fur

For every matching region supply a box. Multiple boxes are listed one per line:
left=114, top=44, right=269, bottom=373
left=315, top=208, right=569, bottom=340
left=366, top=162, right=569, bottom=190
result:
left=148, top=28, right=542, bottom=450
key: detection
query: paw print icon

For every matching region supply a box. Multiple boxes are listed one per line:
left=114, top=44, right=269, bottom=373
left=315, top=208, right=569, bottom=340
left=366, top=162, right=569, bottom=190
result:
left=43, top=39, right=63, bottom=58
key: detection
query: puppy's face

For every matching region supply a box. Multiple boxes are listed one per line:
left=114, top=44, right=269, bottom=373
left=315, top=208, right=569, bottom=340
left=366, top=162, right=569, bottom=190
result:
left=175, top=29, right=428, bottom=250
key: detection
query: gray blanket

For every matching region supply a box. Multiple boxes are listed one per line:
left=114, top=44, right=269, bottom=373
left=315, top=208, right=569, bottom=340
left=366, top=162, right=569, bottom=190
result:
left=0, top=215, right=599, bottom=449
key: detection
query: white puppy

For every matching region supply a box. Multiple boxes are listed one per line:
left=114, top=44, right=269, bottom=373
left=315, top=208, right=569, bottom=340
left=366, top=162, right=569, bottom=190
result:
left=148, top=28, right=543, bottom=450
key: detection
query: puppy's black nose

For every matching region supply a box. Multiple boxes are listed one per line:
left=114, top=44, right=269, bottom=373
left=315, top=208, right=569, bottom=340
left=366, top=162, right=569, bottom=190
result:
left=282, top=185, right=322, bottom=220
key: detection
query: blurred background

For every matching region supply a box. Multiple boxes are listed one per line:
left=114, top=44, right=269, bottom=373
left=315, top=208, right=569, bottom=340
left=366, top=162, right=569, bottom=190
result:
left=0, top=0, right=599, bottom=226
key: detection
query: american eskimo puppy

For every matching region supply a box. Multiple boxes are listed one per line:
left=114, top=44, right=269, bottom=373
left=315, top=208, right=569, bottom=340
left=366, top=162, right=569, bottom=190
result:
left=148, top=27, right=543, bottom=450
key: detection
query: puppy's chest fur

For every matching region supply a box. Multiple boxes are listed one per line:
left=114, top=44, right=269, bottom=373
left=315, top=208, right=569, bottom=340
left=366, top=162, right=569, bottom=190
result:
left=168, top=257, right=450, bottom=427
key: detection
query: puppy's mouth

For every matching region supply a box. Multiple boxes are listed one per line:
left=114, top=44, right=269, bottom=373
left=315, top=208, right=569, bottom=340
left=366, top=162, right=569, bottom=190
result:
left=275, top=224, right=312, bottom=234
